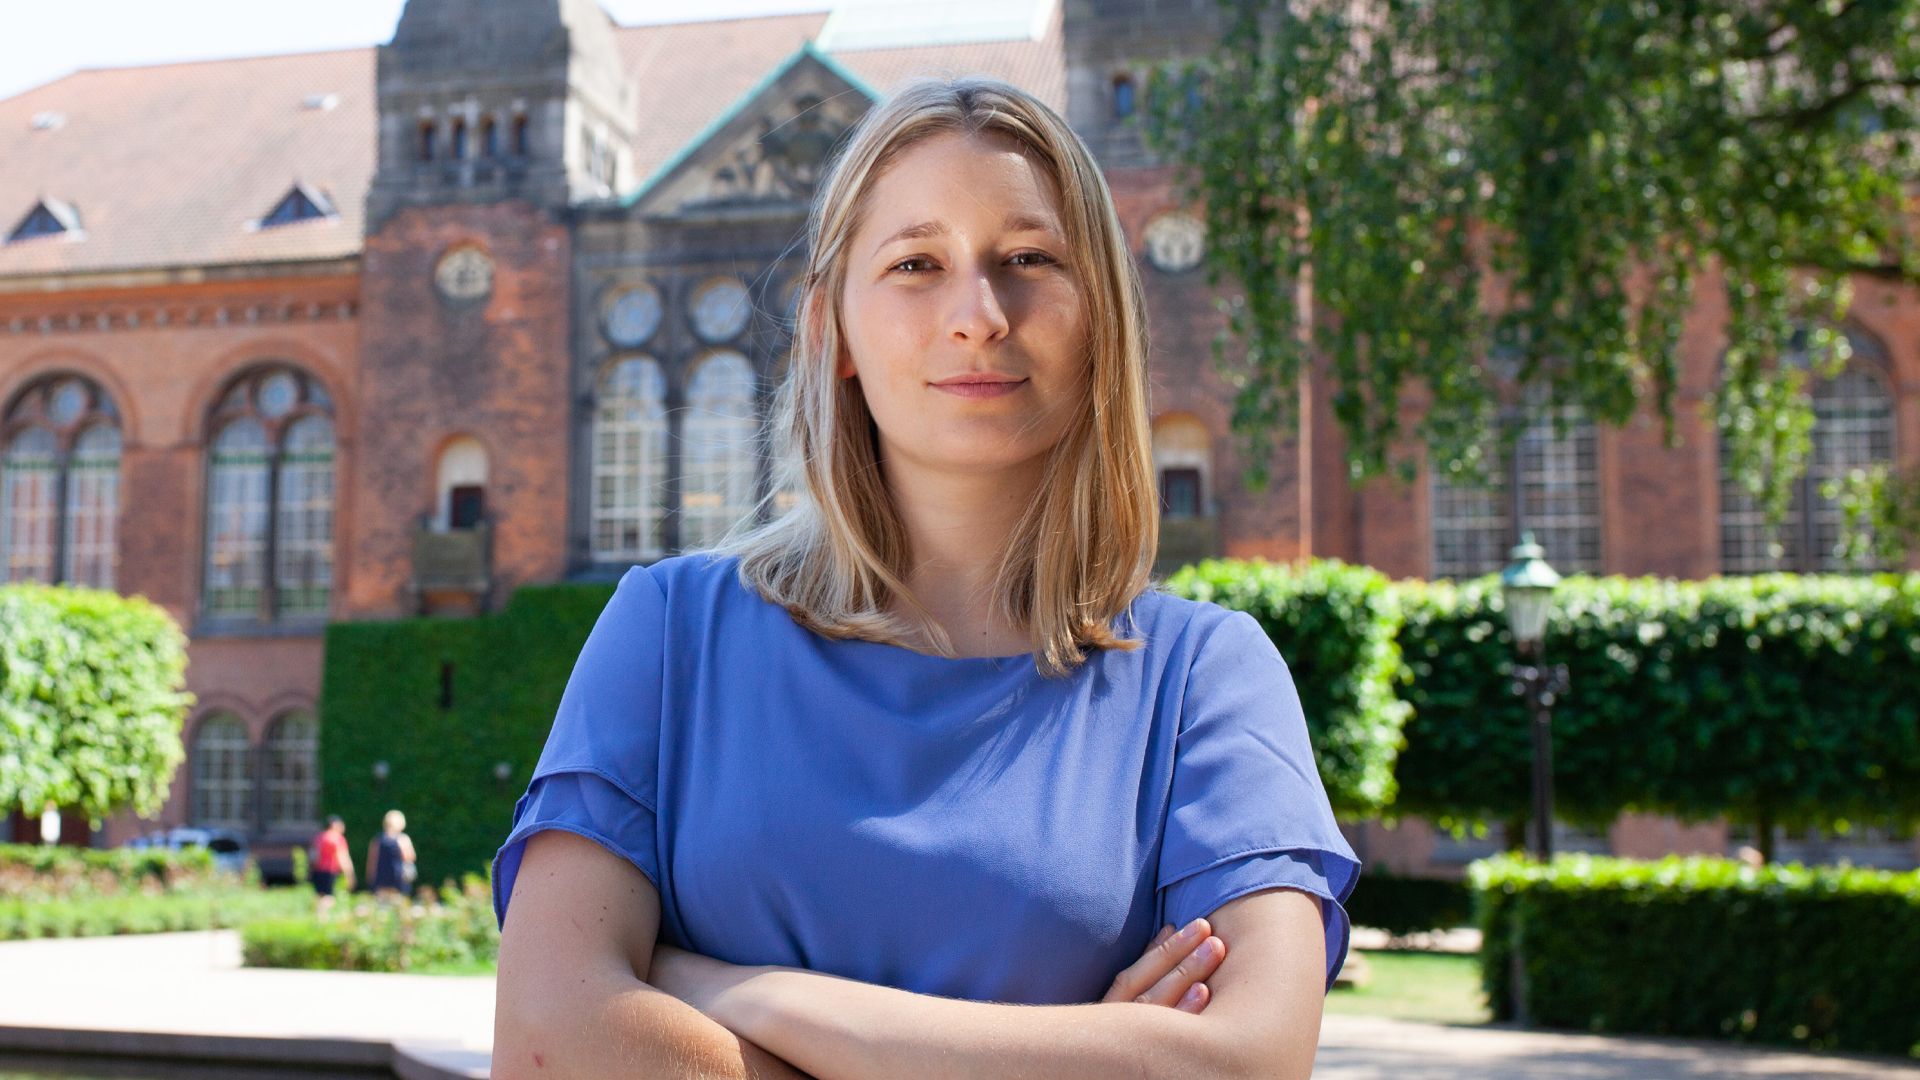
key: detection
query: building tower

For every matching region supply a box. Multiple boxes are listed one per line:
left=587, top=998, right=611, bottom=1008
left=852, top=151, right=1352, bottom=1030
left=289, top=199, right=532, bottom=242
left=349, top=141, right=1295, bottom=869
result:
left=348, top=0, right=639, bottom=618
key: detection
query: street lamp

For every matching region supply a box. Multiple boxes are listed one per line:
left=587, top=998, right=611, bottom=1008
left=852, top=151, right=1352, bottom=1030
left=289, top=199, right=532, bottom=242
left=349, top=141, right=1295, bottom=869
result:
left=1501, top=531, right=1569, bottom=862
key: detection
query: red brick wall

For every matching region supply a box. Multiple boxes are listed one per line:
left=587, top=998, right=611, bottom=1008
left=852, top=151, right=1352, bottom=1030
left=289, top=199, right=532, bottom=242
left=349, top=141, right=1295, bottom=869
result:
left=348, top=202, right=574, bottom=618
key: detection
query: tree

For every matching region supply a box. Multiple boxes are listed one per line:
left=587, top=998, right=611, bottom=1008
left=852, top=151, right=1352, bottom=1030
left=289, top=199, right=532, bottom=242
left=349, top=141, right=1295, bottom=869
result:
left=0, top=584, right=194, bottom=831
left=1142, top=0, right=1920, bottom=562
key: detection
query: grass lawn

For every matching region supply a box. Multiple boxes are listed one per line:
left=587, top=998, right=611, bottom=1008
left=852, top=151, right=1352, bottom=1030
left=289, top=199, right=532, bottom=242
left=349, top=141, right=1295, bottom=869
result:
left=1324, top=949, right=1492, bottom=1025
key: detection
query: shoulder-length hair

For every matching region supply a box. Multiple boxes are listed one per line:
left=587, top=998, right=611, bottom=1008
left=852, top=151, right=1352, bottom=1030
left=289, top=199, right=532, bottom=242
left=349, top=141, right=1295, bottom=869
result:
left=703, top=75, right=1158, bottom=678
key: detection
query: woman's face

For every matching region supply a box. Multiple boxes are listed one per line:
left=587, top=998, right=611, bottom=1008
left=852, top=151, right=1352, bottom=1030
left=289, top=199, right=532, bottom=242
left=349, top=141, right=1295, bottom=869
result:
left=837, top=130, right=1088, bottom=480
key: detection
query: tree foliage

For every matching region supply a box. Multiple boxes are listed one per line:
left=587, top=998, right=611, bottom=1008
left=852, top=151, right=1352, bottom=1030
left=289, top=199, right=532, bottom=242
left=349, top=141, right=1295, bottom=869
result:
left=1143, top=0, right=1920, bottom=559
left=0, top=584, right=193, bottom=826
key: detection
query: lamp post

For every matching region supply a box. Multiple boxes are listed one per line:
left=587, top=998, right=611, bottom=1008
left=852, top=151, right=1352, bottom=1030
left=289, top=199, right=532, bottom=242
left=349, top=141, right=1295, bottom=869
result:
left=1501, top=531, right=1569, bottom=862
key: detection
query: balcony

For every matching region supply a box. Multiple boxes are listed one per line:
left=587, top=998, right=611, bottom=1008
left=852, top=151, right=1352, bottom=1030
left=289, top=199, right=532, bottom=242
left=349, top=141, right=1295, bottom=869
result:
left=408, top=522, right=492, bottom=614
left=1155, top=515, right=1220, bottom=576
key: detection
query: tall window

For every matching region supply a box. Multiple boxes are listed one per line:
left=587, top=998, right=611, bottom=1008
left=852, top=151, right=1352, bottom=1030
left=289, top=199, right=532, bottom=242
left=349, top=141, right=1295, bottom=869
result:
left=679, top=351, right=759, bottom=549
left=1432, top=402, right=1601, bottom=579
left=591, top=357, right=669, bottom=562
left=1719, top=330, right=1898, bottom=573
left=189, top=713, right=253, bottom=831
left=1, top=374, right=121, bottom=589
left=262, top=710, right=318, bottom=833
left=204, top=367, right=335, bottom=621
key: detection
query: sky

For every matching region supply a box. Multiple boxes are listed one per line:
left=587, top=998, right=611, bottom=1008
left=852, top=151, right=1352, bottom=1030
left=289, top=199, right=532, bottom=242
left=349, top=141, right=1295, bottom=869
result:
left=0, top=0, right=843, bottom=103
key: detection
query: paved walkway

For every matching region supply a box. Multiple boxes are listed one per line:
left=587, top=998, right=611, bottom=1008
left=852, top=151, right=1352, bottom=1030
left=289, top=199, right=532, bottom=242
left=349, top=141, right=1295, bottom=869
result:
left=0, top=932, right=1913, bottom=1079
left=0, top=931, right=490, bottom=1079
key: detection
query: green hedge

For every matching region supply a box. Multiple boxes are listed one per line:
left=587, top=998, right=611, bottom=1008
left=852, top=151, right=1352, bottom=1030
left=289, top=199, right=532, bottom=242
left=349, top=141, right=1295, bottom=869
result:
left=1343, top=870, right=1475, bottom=936
left=1394, top=573, right=1920, bottom=834
left=0, top=842, right=219, bottom=897
left=0, top=583, right=193, bottom=824
left=0, top=887, right=311, bottom=940
left=241, top=875, right=497, bottom=973
left=1472, top=853, right=1920, bottom=1057
left=320, top=581, right=618, bottom=889
left=1163, top=560, right=1411, bottom=816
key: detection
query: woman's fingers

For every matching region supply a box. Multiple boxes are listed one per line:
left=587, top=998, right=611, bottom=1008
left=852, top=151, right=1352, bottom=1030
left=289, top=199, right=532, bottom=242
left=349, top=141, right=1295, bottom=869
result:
left=1103, top=917, right=1223, bottom=1009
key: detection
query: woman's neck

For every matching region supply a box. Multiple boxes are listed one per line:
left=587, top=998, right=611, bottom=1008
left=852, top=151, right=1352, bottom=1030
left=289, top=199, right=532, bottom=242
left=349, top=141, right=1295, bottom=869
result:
left=881, top=452, right=1045, bottom=656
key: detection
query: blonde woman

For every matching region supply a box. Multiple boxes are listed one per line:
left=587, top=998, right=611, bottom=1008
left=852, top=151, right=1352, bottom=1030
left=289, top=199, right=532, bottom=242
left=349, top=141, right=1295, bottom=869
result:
left=365, top=809, right=416, bottom=900
left=491, top=76, right=1358, bottom=1080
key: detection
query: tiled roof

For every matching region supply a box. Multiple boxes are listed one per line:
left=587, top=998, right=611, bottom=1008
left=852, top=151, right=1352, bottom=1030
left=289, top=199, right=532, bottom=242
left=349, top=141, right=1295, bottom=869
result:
left=0, top=48, right=376, bottom=280
left=0, top=7, right=1066, bottom=282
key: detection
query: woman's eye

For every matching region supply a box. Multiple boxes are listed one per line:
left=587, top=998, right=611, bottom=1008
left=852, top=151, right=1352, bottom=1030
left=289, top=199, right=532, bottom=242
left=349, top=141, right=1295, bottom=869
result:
left=1009, top=251, right=1057, bottom=267
left=889, top=257, right=936, bottom=274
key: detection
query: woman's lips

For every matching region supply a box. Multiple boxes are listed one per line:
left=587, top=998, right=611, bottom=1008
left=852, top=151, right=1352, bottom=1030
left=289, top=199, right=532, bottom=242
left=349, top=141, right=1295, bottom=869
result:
left=932, top=379, right=1028, bottom=399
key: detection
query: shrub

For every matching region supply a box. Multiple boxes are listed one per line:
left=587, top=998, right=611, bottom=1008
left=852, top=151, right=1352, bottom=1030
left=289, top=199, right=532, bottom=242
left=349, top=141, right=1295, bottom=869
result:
left=1472, top=853, right=1920, bottom=1057
left=241, top=874, right=498, bottom=973
left=1345, top=870, right=1474, bottom=937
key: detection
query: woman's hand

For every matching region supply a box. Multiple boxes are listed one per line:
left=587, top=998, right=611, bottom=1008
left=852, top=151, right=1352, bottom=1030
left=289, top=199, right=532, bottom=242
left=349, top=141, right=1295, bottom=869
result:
left=1102, top=917, right=1226, bottom=1013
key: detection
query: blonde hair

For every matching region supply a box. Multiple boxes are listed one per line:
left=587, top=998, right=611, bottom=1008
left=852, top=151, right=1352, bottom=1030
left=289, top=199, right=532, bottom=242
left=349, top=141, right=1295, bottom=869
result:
left=704, top=76, right=1158, bottom=678
left=383, top=809, right=406, bottom=833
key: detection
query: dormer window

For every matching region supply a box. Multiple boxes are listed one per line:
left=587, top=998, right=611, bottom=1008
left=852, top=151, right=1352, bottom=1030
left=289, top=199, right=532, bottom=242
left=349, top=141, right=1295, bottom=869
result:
left=8, top=199, right=80, bottom=243
left=259, top=183, right=336, bottom=228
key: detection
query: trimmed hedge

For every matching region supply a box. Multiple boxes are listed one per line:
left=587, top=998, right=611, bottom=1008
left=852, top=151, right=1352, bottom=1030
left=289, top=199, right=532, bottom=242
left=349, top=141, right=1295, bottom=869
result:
left=1472, top=853, right=1920, bottom=1057
left=241, top=875, right=497, bottom=973
left=0, top=887, right=312, bottom=940
left=1163, top=559, right=1411, bottom=816
left=0, top=842, right=219, bottom=898
left=1344, top=869, right=1475, bottom=936
left=0, top=583, right=194, bottom=824
left=1394, top=573, right=1920, bottom=834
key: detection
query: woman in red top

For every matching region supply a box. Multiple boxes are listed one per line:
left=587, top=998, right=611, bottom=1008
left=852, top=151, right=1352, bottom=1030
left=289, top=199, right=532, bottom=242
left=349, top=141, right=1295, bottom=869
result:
left=309, top=815, right=355, bottom=918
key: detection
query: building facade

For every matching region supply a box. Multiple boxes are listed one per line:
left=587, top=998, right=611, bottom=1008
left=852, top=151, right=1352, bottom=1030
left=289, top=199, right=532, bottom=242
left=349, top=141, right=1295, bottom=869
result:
left=2, top=0, right=1916, bottom=871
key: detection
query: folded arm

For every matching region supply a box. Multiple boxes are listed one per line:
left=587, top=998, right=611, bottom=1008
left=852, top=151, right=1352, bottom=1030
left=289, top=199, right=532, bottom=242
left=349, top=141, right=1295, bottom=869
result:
left=492, top=829, right=813, bottom=1080
left=655, top=887, right=1328, bottom=1080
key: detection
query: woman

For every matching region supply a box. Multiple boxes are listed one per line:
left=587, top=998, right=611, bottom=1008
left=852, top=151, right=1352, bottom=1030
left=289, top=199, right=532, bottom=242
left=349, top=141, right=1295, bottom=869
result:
left=365, top=809, right=416, bottom=900
left=491, top=76, right=1359, bottom=1079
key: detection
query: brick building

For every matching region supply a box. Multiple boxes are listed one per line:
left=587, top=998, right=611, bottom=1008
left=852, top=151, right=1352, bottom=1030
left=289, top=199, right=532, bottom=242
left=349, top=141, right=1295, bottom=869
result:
left=2, top=0, right=1916, bottom=873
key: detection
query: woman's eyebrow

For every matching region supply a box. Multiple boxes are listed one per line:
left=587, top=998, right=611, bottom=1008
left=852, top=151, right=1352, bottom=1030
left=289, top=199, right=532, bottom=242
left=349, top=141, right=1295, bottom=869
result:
left=870, top=213, right=1063, bottom=256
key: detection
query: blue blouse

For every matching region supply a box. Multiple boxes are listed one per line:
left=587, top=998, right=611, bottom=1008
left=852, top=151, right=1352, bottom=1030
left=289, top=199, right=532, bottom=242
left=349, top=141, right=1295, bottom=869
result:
left=492, top=552, right=1360, bottom=1003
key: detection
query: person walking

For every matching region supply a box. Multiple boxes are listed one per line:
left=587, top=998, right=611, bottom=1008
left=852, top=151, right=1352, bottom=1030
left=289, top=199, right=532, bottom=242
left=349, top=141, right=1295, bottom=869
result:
left=308, top=815, right=354, bottom=919
left=364, top=809, right=417, bottom=902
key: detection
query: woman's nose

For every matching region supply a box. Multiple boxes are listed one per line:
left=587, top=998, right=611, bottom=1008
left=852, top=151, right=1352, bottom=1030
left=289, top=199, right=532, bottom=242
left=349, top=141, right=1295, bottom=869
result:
left=945, top=269, right=1011, bottom=344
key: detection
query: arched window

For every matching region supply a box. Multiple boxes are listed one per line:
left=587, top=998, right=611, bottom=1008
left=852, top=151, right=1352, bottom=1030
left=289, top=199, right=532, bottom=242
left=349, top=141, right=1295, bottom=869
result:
left=451, top=117, right=468, bottom=161
left=1432, top=400, right=1601, bottom=579
left=1112, top=74, right=1136, bottom=119
left=189, top=713, right=253, bottom=831
left=204, top=366, right=335, bottom=620
left=418, top=121, right=436, bottom=162
left=512, top=113, right=529, bottom=157
left=1719, top=328, right=1897, bottom=573
left=435, top=435, right=489, bottom=530
left=262, top=710, right=318, bottom=834
left=591, top=357, right=669, bottom=562
left=481, top=116, right=499, bottom=159
left=680, top=351, right=760, bottom=549
left=1, top=374, right=122, bottom=588
left=1151, top=415, right=1211, bottom=519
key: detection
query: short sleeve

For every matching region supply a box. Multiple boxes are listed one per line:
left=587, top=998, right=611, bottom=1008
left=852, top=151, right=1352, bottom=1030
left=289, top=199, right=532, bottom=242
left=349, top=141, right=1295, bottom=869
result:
left=1156, top=610, right=1362, bottom=995
left=492, top=564, right=668, bottom=930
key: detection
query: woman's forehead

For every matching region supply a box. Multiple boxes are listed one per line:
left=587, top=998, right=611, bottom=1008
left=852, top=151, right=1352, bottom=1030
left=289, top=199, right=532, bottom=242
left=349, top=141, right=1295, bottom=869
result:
left=861, top=131, right=1065, bottom=231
